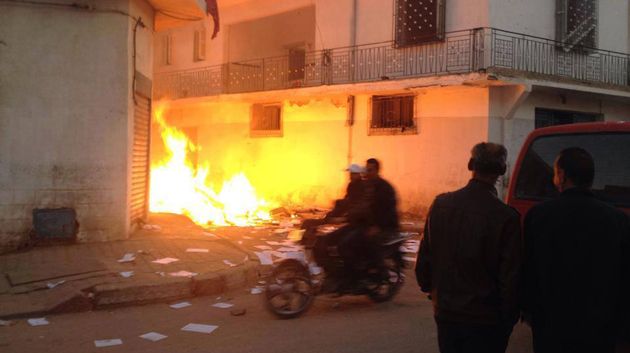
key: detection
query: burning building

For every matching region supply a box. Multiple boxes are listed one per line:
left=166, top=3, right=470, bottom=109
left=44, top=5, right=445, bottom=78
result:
left=152, top=0, right=630, bottom=221
left=1, top=0, right=630, bottom=251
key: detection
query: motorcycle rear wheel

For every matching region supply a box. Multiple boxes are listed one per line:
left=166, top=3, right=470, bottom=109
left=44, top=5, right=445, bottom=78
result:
left=264, top=259, right=315, bottom=319
left=366, top=256, right=404, bottom=303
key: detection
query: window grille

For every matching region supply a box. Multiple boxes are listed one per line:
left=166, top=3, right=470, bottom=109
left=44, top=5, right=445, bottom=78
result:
left=394, top=0, right=446, bottom=47
left=556, top=0, right=598, bottom=52
left=162, top=34, right=173, bottom=65
left=251, top=103, right=282, bottom=137
left=370, top=95, right=417, bottom=135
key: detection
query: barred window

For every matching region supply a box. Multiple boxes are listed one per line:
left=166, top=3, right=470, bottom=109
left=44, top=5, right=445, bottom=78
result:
left=251, top=103, right=282, bottom=137
left=369, top=95, right=417, bottom=135
left=556, top=0, right=598, bottom=51
left=394, top=0, right=446, bottom=47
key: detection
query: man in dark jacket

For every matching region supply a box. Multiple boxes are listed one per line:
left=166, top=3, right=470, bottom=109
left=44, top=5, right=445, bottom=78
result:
left=522, top=147, right=630, bottom=353
left=416, top=142, right=522, bottom=353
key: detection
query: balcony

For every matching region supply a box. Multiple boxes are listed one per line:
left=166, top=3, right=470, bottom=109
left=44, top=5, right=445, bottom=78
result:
left=154, top=28, right=630, bottom=100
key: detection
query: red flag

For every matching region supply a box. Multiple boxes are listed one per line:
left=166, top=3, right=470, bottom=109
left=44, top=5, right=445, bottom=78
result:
left=206, top=0, right=220, bottom=39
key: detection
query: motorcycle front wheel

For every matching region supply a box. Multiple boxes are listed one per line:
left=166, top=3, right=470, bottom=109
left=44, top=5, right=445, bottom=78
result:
left=264, top=259, right=315, bottom=319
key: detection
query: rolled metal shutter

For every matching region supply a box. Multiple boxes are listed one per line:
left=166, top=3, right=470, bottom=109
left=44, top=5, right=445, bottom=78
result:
left=130, top=93, right=151, bottom=224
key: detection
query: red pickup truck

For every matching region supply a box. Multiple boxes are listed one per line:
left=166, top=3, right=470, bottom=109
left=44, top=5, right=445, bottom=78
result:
left=506, top=121, right=630, bottom=219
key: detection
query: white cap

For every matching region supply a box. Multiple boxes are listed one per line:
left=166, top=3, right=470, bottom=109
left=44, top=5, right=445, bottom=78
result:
left=346, top=164, right=365, bottom=173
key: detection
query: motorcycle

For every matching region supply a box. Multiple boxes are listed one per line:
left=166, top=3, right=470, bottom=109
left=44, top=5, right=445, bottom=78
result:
left=264, top=226, right=407, bottom=319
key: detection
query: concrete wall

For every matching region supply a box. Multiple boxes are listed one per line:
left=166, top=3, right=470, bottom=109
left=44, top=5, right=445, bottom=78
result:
left=0, top=0, right=153, bottom=252
left=155, top=86, right=491, bottom=216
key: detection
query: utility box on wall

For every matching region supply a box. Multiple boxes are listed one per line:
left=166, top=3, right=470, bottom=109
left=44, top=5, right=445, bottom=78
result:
left=32, top=208, right=79, bottom=242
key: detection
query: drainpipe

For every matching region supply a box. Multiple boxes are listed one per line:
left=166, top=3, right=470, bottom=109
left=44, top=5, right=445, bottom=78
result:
left=347, top=0, right=358, bottom=165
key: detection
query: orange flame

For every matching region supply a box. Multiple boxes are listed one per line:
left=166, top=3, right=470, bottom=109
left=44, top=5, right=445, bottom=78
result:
left=149, top=104, right=273, bottom=226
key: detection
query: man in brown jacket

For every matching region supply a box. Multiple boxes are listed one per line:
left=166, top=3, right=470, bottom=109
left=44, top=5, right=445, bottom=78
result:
left=416, top=142, right=522, bottom=353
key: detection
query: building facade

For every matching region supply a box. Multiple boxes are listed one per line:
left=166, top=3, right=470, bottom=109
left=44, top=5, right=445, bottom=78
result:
left=0, top=0, right=209, bottom=252
left=151, top=0, right=630, bottom=216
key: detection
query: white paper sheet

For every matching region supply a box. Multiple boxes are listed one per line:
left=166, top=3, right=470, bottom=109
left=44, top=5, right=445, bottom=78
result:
left=139, top=332, right=167, bottom=342
left=254, top=251, right=274, bottom=265
left=47, top=280, right=65, bottom=289
left=117, top=253, right=136, bottom=263
left=169, top=301, right=192, bottom=309
left=181, top=323, right=218, bottom=334
left=152, top=257, right=179, bottom=265
left=119, top=271, right=134, bottom=278
left=250, top=287, right=263, bottom=294
left=94, top=339, right=123, bottom=348
left=169, top=270, right=198, bottom=278
left=223, top=260, right=237, bottom=267
left=254, top=245, right=272, bottom=250
left=27, top=318, right=49, bottom=326
left=212, top=302, right=234, bottom=309
left=186, top=248, right=209, bottom=253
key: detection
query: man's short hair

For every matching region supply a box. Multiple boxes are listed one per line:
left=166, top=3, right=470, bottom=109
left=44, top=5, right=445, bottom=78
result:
left=556, top=147, right=595, bottom=188
left=468, top=142, right=508, bottom=176
left=366, top=158, right=380, bottom=172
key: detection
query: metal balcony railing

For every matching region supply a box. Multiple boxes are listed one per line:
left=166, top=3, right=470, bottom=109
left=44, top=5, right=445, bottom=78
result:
left=154, top=28, right=629, bottom=100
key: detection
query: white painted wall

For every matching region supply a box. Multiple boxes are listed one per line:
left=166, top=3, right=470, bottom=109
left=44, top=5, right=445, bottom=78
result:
left=0, top=0, right=154, bottom=252
left=489, top=0, right=629, bottom=53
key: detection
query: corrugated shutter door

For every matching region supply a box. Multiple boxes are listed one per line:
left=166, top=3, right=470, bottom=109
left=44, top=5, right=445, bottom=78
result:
left=130, top=94, right=151, bottom=224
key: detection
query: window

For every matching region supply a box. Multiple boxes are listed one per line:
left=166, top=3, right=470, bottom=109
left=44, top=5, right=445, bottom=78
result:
left=394, top=0, right=446, bottom=47
left=556, top=0, right=598, bottom=51
left=369, top=95, right=417, bottom=135
left=162, top=34, right=173, bottom=65
left=515, top=132, right=630, bottom=207
left=251, top=103, right=282, bottom=137
left=193, top=29, right=206, bottom=62
left=535, top=108, right=602, bottom=129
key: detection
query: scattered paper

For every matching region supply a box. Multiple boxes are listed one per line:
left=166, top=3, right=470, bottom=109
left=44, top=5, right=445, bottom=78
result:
left=169, top=270, right=198, bottom=278
left=119, top=271, right=134, bottom=278
left=139, top=332, right=167, bottom=342
left=212, top=302, right=234, bottom=309
left=156, top=272, right=166, bottom=277
left=250, top=287, right=263, bottom=295
left=254, top=251, right=273, bottom=265
left=94, top=339, right=123, bottom=348
left=181, top=323, right=218, bottom=334
left=0, top=319, right=15, bottom=326
left=254, top=245, right=272, bottom=250
left=277, top=247, right=302, bottom=252
left=223, top=260, right=237, bottom=267
left=284, top=252, right=306, bottom=262
left=309, top=263, right=323, bottom=275
left=27, top=318, right=49, bottom=326
left=152, top=257, right=179, bottom=265
left=170, top=302, right=192, bottom=309
left=403, top=256, right=417, bottom=262
left=117, top=253, right=136, bottom=263
left=186, top=248, right=209, bottom=253
left=47, top=280, right=65, bottom=289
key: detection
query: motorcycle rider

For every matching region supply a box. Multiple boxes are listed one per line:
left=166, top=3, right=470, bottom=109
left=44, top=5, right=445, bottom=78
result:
left=338, top=158, right=399, bottom=280
left=300, top=163, right=365, bottom=245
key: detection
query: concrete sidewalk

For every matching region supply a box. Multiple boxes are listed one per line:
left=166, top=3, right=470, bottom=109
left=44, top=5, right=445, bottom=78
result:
left=0, top=214, right=261, bottom=319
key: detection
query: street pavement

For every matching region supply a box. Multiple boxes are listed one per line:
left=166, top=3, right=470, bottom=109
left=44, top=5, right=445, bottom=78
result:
left=0, top=268, right=535, bottom=353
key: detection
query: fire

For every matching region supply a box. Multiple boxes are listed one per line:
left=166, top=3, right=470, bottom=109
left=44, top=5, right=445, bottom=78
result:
left=149, top=104, right=273, bottom=226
